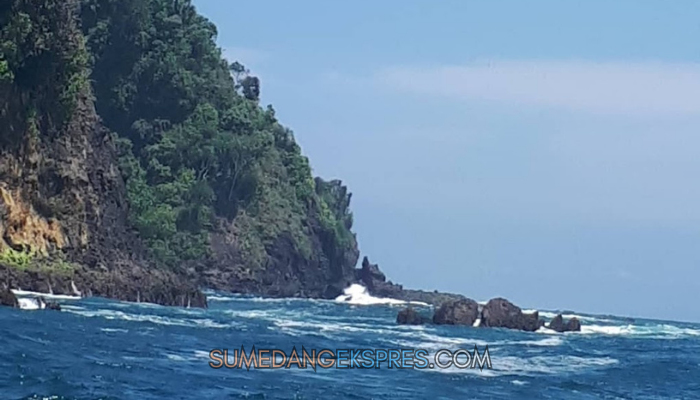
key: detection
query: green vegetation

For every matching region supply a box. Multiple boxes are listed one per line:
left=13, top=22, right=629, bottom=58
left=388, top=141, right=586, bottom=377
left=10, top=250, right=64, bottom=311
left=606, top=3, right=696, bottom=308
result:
left=0, top=0, right=90, bottom=139
left=0, top=0, right=355, bottom=273
left=0, top=248, right=76, bottom=276
left=0, top=248, right=36, bottom=270
left=77, top=0, right=355, bottom=268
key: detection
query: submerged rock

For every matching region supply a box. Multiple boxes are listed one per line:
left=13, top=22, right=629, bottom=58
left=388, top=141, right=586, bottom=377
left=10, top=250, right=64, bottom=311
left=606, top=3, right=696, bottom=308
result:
left=546, top=314, right=581, bottom=332
left=37, top=297, right=61, bottom=311
left=432, top=299, right=480, bottom=326
left=396, top=307, right=431, bottom=325
left=481, top=298, right=543, bottom=332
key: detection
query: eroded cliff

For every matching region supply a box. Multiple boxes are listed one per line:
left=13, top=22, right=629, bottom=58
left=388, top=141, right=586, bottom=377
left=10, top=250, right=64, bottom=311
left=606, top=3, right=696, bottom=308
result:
left=0, top=0, right=205, bottom=307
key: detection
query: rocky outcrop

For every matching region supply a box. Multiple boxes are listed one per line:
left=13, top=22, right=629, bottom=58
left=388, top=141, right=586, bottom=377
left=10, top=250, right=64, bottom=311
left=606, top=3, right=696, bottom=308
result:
left=547, top=314, right=565, bottom=331
left=0, top=263, right=207, bottom=308
left=432, top=299, right=480, bottom=325
left=41, top=298, right=61, bottom=311
left=480, top=298, right=543, bottom=332
left=0, top=286, right=18, bottom=308
left=201, top=207, right=360, bottom=300
left=396, top=297, right=579, bottom=333
left=566, top=317, right=582, bottom=332
left=355, top=257, right=466, bottom=306
left=547, top=314, right=581, bottom=332
left=397, top=307, right=431, bottom=325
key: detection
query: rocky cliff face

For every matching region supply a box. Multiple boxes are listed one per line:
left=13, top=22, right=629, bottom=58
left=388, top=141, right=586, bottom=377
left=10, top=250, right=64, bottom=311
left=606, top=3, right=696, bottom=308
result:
left=201, top=197, right=360, bottom=299
left=0, top=0, right=205, bottom=307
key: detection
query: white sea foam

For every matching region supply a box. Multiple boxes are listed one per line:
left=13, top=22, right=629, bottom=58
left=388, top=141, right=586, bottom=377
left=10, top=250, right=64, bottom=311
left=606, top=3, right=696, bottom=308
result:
left=580, top=324, right=635, bottom=336
left=334, top=284, right=429, bottom=306
left=101, top=328, right=128, bottom=333
left=12, top=289, right=81, bottom=301
left=166, top=354, right=188, bottom=362
left=425, top=354, right=618, bottom=377
left=272, top=318, right=408, bottom=340
left=536, top=326, right=559, bottom=335
left=535, top=322, right=700, bottom=339
left=18, top=297, right=42, bottom=310
left=64, top=308, right=233, bottom=329
left=513, top=336, right=564, bottom=347
left=538, top=311, right=614, bottom=323
left=578, top=323, right=700, bottom=338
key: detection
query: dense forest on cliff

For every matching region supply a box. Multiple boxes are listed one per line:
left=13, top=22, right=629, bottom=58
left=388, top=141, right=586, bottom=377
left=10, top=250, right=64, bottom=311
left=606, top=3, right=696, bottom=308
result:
left=0, top=0, right=359, bottom=300
left=79, top=0, right=355, bottom=268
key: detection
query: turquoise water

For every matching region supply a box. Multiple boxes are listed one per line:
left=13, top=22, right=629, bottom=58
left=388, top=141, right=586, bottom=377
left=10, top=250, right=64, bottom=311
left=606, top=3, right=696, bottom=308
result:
left=1, top=292, right=699, bottom=399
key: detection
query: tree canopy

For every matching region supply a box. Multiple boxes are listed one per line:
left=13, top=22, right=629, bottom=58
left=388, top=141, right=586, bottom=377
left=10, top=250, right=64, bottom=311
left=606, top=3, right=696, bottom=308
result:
left=78, top=0, right=356, bottom=268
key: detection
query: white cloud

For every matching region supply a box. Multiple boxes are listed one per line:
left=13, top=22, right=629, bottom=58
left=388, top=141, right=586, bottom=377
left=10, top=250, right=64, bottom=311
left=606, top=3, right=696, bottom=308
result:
left=376, top=60, right=700, bottom=116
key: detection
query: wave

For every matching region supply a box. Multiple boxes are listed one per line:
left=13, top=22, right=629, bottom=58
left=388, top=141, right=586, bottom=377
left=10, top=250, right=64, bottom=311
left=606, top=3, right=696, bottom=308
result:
left=17, top=298, right=42, bottom=310
left=63, top=308, right=234, bottom=329
left=579, top=323, right=700, bottom=338
left=11, top=289, right=81, bottom=301
left=538, top=311, right=615, bottom=323
left=536, top=321, right=700, bottom=339
left=334, top=284, right=428, bottom=306
left=425, top=354, right=618, bottom=377
left=100, top=328, right=128, bottom=333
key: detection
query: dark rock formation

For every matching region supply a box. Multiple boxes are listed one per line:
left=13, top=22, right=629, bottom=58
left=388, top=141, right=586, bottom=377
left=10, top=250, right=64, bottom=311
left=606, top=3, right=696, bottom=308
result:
left=481, top=298, right=543, bottom=332
left=202, top=210, right=360, bottom=300
left=547, top=314, right=566, bottom=332
left=0, top=264, right=207, bottom=308
left=566, top=317, right=581, bottom=332
left=396, top=307, right=431, bottom=325
left=43, top=299, right=61, bottom=311
left=548, top=314, right=565, bottom=332
left=0, top=286, right=18, bottom=308
left=355, top=257, right=466, bottom=306
left=358, top=256, right=387, bottom=290
left=433, top=299, right=480, bottom=326
left=546, top=314, right=582, bottom=332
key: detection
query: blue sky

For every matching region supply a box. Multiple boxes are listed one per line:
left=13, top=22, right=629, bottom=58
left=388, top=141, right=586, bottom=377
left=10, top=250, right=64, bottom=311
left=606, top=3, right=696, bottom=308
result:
left=193, top=0, right=700, bottom=322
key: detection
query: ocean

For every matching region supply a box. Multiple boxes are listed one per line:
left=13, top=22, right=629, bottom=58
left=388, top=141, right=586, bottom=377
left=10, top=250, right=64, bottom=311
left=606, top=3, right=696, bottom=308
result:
left=1, top=288, right=699, bottom=400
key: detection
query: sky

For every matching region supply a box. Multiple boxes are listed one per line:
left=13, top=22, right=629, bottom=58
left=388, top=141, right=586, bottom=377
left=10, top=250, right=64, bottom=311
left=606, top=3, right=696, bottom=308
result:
left=193, top=0, right=700, bottom=322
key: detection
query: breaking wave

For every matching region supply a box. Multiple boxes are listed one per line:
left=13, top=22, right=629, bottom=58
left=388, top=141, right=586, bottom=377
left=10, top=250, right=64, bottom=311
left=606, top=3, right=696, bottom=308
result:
left=12, top=289, right=81, bottom=301
left=334, top=284, right=428, bottom=306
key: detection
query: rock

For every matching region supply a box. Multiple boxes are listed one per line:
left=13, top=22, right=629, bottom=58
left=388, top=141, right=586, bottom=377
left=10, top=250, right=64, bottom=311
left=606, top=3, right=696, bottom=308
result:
left=0, top=286, right=18, bottom=308
left=360, top=256, right=386, bottom=285
left=547, top=314, right=582, bottom=332
left=45, top=301, right=61, bottom=311
left=353, top=257, right=467, bottom=306
left=481, top=298, right=543, bottom=332
left=547, top=314, right=565, bottom=332
left=433, top=299, right=480, bottom=326
left=565, top=317, right=581, bottom=332
left=396, top=307, right=430, bottom=325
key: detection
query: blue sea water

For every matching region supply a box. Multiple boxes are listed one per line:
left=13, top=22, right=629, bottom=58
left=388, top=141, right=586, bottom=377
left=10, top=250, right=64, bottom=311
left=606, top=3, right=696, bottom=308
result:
left=1, top=291, right=700, bottom=400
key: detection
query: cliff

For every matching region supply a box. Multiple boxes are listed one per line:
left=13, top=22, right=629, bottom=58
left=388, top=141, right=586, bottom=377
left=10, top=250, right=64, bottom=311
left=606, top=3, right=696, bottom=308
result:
left=0, top=0, right=205, bottom=307
left=77, top=0, right=360, bottom=299
left=0, top=0, right=360, bottom=304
